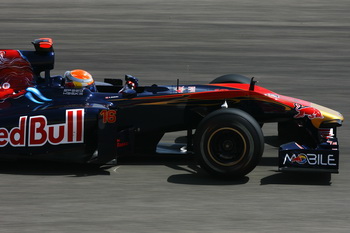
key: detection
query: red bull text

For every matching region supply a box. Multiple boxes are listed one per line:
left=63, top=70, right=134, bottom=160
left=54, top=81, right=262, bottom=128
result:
left=0, top=109, right=84, bottom=147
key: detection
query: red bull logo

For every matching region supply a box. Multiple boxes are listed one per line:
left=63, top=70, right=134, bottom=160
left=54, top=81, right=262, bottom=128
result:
left=294, top=103, right=323, bottom=120
left=0, top=109, right=84, bottom=147
left=0, top=50, right=34, bottom=102
left=291, top=154, right=307, bottom=164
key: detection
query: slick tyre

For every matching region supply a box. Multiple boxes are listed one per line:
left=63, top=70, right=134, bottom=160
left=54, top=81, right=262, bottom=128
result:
left=195, top=109, right=264, bottom=179
left=210, top=74, right=251, bottom=84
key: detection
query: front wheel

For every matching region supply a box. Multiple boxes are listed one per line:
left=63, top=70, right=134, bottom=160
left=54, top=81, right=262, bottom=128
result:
left=194, top=109, right=264, bottom=179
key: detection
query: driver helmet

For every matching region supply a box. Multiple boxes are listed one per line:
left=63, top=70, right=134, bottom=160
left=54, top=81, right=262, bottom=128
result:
left=64, top=69, right=96, bottom=91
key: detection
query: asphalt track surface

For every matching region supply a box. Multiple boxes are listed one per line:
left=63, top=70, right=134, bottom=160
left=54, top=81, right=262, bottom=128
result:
left=1, top=0, right=350, bottom=232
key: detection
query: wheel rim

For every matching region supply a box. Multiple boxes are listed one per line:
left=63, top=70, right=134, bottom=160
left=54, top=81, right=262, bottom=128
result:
left=207, top=127, right=247, bottom=166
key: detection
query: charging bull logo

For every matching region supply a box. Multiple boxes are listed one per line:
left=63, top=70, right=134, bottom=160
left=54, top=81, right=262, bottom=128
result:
left=0, top=50, right=34, bottom=101
left=294, top=103, right=323, bottom=120
left=0, top=50, right=51, bottom=105
left=0, top=109, right=84, bottom=147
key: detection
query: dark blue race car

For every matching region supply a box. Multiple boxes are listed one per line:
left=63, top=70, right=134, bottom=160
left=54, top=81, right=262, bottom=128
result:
left=0, top=38, right=344, bottom=178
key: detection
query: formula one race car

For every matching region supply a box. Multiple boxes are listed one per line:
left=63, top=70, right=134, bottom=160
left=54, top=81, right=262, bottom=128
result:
left=0, top=38, right=344, bottom=178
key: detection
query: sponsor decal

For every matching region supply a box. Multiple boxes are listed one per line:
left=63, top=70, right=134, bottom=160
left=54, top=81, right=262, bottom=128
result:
left=116, top=139, right=129, bottom=148
left=294, top=103, right=323, bottom=120
left=283, top=153, right=337, bottom=166
left=328, top=140, right=338, bottom=146
left=0, top=109, right=84, bottom=147
left=0, top=50, right=34, bottom=102
left=173, top=86, right=197, bottom=93
left=63, top=88, right=84, bottom=96
left=290, top=153, right=308, bottom=164
left=105, top=95, right=120, bottom=100
left=176, top=86, right=185, bottom=93
left=188, top=86, right=196, bottom=93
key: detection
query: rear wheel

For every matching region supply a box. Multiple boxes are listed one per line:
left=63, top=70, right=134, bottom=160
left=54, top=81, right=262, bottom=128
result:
left=210, top=74, right=251, bottom=84
left=195, top=109, right=264, bottom=178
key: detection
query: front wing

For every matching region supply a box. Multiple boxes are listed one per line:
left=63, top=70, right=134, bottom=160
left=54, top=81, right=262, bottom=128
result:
left=279, top=140, right=339, bottom=173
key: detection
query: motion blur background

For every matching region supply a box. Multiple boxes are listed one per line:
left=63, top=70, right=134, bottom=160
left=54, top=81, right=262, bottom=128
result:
left=0, top=0, right=349, bottom=232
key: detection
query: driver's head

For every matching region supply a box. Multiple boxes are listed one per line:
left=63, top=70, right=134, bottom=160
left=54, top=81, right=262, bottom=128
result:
left=64, top=69, right=96, bottom=91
